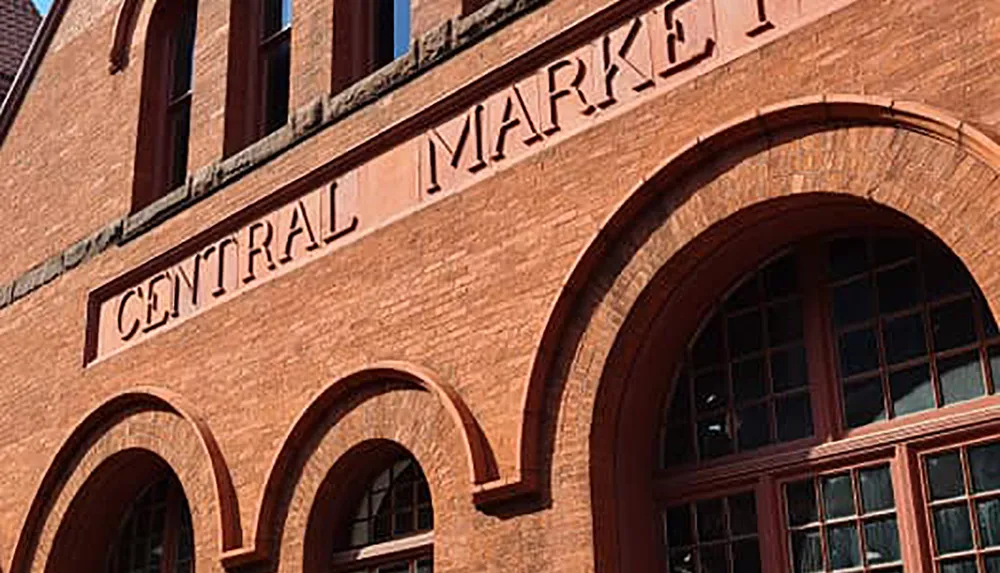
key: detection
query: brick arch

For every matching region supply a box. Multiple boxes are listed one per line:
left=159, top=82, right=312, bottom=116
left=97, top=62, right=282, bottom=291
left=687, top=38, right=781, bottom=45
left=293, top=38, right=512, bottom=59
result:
left=469, top=95, right=1000, bottom=511
left=7, top=388, right=240, bottom=573
left=220, top=362, right=497, bottom=570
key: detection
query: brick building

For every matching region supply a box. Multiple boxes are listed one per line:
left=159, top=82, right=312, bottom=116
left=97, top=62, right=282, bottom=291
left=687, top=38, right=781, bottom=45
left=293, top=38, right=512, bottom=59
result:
left=2, top=0, right=1000, bottom=571
left=0, top=0, right=39, bottom=103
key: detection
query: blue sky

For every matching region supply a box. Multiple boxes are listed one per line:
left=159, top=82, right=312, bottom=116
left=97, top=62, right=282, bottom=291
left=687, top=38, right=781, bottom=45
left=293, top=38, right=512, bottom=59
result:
left=32, top=0, right=51, bottom=14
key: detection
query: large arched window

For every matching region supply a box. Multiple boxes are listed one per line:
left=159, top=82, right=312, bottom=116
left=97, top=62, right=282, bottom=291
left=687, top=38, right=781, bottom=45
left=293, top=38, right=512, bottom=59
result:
left=133, top=0, right=197, bottom=210
left=107, top=475, right=194, bottom=573
left=659, top=231, right=1000, bottom=572
left=331, top=452, right=433, bottom=573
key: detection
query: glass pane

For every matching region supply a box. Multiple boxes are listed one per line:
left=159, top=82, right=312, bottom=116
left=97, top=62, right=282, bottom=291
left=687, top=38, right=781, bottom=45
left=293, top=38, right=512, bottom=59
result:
left=924, top=248, right=970, bottom=299
left=874, top=236, right=915, bottom=266
left=170, top=11, right=196, bottom=98
left=927, top=451, right=966, bottom=500
left=731, top=539, right=761, bottom=573
left=987, top=555, right=1000, bottom=573
left=666, top=506, right=694, bottom=547
left=984, top=300, right=999, bottom=338
left=726, top=279, right=759, bottom=312
left=772, top=346, right=808, bottom=392
left=933, top=504, right=974, bottom=554
left=821, top=473, right=855, bottom=519
left=829, top=237, right=869, bottom=281
left=697, top=498, right=726, bottom=541
left=976, top=498, right=1000, bottom=548
left=932, top=299, right=978, bottom=351
left=843, top=376, right=886, bottom=429
left=670, top=548, right=697, bottom=572
left=863, top=517, right=900, bottom=564
left=669, top=377, right=692, bottom=421
left=663, top=422, right=695, bottom=467
left=697, top=416, right=733, bottom=459
left=882, top=313, right=927, bottom=365
left=833, top=279, right=875, bottom=327
left=695, top=370, right=728, bottom=413
left=969, top=442, right=1000, bottom=493
left=776, top=393, right=813, bottom=442
left=939, top=351, right=985, bottom=406
left=839, top=328, right=880, bottom=377
left=940, top=559, right=979, bottom=573
left=416, top=558, right=433, bottom=573
left=768, top=300, right=803, bottom=345
left=732, top=358, right=766, bottom=403
left=889, top=363, right=935, bottom=417
left=877, top=263, right=922, bottom=314
left=729, top=493, right=757, bottom=536
left=826, top=523, right=861, bottom=570
left=786, top=479, right=817, bottom=526
left=728, top=311, right=763, bottom=357
left=264, top=39, right=291, bottom=134
left=791, top=529, right=824, bottom=573
left=392, top=0, right=410, bottom=58
left=262, top=0, right=291, bottom=37
left=764, top=253, right=799, bottom=298
left=699, top=545, right=728, bottom=573
left=737, top=403, right=771, bottom=451
left=693, top=315, right=724, bottom=368
left=167, top=104, right=191, bottom=190
left=859, top=466, right=895, bottom=513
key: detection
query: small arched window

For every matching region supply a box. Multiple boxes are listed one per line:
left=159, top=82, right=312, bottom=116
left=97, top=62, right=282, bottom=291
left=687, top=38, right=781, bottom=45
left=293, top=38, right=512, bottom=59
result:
left=332, top=0, right=410, bottom=93
left=333, top=452, right=433, bottom=573
left=133, top=0, right=197, bottom=210
left=658, top=232, right=1000, bottom=572
left=107, top=475, right=194, bottom=573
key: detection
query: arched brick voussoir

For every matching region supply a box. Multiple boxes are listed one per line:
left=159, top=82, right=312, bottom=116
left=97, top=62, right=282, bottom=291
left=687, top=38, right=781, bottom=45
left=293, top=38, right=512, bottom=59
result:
left=7, top=387, right=240, bottom=573
left=220, top=361, right=498, bottom=569
left=469, top=94, right=1000, bottom=509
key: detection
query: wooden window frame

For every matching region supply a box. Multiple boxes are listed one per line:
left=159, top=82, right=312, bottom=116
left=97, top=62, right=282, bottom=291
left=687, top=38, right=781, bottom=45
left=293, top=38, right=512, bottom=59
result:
left=655, top=229, right=1000, bottom=573
left=106, top=476, right=194, bottom=573
left=331, top=0, right=404, bottom=94
left=223, top=0, right=291, bottom=156
left=132, top=0, right=196, bottom=211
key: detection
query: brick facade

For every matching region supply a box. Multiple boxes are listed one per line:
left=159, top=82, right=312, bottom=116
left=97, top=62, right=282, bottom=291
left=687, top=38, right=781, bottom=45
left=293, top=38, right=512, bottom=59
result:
left=2, top=0, right=1000, bottom=571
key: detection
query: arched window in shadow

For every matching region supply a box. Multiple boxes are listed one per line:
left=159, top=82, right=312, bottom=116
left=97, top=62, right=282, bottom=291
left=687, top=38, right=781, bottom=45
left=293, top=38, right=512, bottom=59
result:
left=329, top=451, right=433, bottom=573
left=107, top=474, right=194, bottom=573
left=658, top=231, right=1000, bottom=572
left=132, top=0, right=197, bottom=211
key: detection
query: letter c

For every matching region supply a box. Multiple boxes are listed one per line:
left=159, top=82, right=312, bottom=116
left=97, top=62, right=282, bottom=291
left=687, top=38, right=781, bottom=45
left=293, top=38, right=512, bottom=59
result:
left=116, top=287, right=143, bottom=341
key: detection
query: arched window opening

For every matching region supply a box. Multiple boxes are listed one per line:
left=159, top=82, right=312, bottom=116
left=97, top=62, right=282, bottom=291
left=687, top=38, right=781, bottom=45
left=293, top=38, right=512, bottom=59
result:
left=332, top=452, right=433, bottom=573
left=107, top=475, right=194, bottom=573
left=332, top=0, right=410, bottom=93
left=658, top=231, right=1000, bottom=573
left=133, top=0, right=197, bottom=210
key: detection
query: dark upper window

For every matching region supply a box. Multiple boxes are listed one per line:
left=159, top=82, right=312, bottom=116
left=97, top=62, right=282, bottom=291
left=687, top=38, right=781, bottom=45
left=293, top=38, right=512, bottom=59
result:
left=334, top=452, right=433, bottom=573
left=658, top=232, right=1000, bottom=573
left=107, top=476, right=193, bottom=573
left=461, top=0, right=489, bottom=15
left=332, top=0, right=410, bottom=93
left=133, top=0, right=197, bottom=210
left=260, top=0, right=291, bottom=135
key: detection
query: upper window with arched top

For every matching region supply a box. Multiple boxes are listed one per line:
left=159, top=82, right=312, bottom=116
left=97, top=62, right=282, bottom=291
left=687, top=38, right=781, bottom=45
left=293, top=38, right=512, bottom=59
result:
left=132, top=0, right=197, bottom=211
left=332, top=0, right=410, bottom=93
left=107, top=475, right=194, bottom=573
left=657, top=231, right=1000, bottom=573
left=332, top=452, right=433, bottom=573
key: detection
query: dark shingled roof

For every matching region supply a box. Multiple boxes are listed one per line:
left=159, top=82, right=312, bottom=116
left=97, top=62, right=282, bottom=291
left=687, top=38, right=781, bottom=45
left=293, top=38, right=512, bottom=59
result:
left=0, top=0, right=40, bottom=103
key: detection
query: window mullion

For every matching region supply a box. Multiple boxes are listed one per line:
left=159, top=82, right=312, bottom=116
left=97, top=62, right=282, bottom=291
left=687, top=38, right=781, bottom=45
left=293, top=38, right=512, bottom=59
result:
left=892, top=444, right=931, bottom=573
left=755, top=475, right=787, bottom=573
left=800, top=238, right=840, bottom=442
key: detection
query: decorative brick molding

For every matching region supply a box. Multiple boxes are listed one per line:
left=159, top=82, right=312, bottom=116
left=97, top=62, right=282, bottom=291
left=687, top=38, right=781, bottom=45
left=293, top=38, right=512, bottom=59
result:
left=220, top=363, right=492, bottom=570
left=8, top=388, right=240, bottom=573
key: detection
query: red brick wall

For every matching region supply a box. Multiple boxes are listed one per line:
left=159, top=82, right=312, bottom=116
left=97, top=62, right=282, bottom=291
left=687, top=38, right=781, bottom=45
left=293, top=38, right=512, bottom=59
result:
left=2, top=0, right=1000, bottom=572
